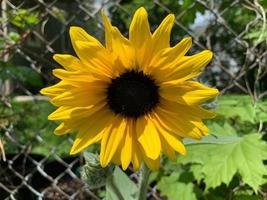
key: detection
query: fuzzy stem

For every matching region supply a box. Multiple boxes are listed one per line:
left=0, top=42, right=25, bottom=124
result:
left=137, top=164, right=151, bottom=200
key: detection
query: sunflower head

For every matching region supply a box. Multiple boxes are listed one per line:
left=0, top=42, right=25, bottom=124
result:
left=41, top=7, right=219, bottom=171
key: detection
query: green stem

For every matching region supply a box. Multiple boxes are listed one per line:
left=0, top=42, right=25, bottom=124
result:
left=137, top=164, right=151, bottom=200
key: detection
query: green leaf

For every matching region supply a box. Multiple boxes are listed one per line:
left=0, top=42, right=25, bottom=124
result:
left=178, top=143, right=213, bottom=165
left=0, top=62, right=43, bottom=87
left=215, top=95, right=255, bottom=123
left=148, top=171, right=159, bottom=184
left=8, top=32, right=21, bottom=42
left=183, top=135, right=241, bottom=145
left=8, top=65, right=43, bottom=87
left=256, top=101, right=267, bottom=122
left=106, top=167, right=138, bottom=200
left=11, top=9, right=39, bottom=29
left=208, top=121, right=237, bottom=136
left=244, top=25, right=267, bottom=45
left=157, top=172, right=198, bottom=200
left=203, top=134, right=267, bottom=191
left=189, top=164, right=204, bottom=182
left=179, top=134, right=267, bottom=191
left=233, top=194, right=263, bottom=200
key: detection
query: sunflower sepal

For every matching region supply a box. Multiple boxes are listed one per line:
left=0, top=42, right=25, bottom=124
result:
left=81, top=152, right=114, bottom=189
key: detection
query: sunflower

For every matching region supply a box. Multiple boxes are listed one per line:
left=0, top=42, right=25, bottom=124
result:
left=41, top=7, right=219, bottom=171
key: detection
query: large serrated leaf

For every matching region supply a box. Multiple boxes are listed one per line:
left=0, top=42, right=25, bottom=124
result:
left=178, top=134, right=267, bottom=192
left=203, top=134, right=267, bottom=191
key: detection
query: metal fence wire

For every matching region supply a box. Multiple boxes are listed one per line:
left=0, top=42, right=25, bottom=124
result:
left=0, top=0, right=266, bottom=199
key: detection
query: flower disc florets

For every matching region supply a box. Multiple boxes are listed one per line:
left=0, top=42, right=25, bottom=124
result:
left=106, top=70, right=159, bottom=119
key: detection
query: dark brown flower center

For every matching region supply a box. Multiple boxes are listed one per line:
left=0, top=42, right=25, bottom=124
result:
left=106, top=70, right=160, bottom=118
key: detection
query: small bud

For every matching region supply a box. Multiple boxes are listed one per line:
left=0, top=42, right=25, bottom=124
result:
left=81, top=152, right=114, bottom=189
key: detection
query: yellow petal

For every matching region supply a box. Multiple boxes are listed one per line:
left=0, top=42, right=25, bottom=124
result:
left=161, top=50, right=213, bottom=84
left=137, top=127, right=160, bottom=171
left=160, top=81, right=219, bottom=105
left=152, top=116, right=186, bottom=155
left=55, top=114, right=97, bottom=136
left=111, top=143, right=123, bottom=166
left=132, top=146, right=142, bottom=172
left=159, top=98, right=216, bottom=120
left=121, top=119, right=133, bottom=170
left=49, top=106, right=89, bottom=120
left=51, top=84, right=105, bottom=107
left=70, top=108, right=113, bottom=154
left=54, top=122, right=72, bottom=135
left=100, top=117, right=127, bottom=167
left=52, top=69, right=110, bottom=84
left=69, top=26, right=103, bottom=55
left=131, top=126, right=142, bottom=171
left=53, top=54, right=83, bottom=71
left=155, top=101, right=215, bottom=140
left=101, top=10, right=113, bottom=51
left=101, top=11, right=134, bottom=69
left=149, top=37, right=192, bottom=74
left=152, top=14, right=175, bottom=54
left=129, top=7, right=152, bottom=50
left=136, top=116, right=161, bottom=160
left=159, top=134, right=177, bottom=161
left=192, top=121, right=209, bottom=136
left=48, top=102, right=104, bottom=121
left=143, top=154, right=160, bottom=171
left=154, top=108, right=200, bottom=139
left=68, top=26, right=115, bottom=80
left=40, top=81, right=72, bottom=98
left=191, top=126, right=203, bottom=138
left=55, top=113, right=98, bottom=136
left=129, top=7, right=152, bottom=69
left=110, top=27, right=135, bottom=69
left=74, top=41, right=114, bottom=77
left=70, top=127, right=106, bottom=155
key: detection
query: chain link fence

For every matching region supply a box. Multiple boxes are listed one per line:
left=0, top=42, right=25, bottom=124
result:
left=0, top=0, right=266, bottom=199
